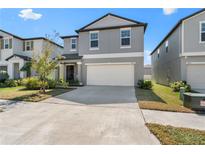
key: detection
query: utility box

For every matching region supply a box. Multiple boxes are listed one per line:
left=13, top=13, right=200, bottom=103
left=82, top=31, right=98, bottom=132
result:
left=183, top=93, right=205, bottom=111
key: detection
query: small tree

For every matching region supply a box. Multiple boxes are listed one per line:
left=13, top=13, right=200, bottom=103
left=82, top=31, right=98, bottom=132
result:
left=32, top=32, right=61, bottom=93
left=20, top=61, right=32, bottom=77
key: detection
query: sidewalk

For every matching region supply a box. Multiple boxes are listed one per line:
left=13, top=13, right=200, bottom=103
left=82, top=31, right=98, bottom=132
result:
left=142, top=109, right=205, bottom=130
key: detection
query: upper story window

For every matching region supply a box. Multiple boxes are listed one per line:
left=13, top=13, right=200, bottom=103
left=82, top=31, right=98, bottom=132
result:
left=120, top=28, right=131, bottom=48
left=200, top=21, right=205, bottom=43
left=0, top=38, right=12, bottom=49
left=90, top=31, right=99, bottom=50
left=157, top=49, right=160, bottom=59
left=165, top=40, right=169, bottom=53
left=70, top=38, right=77, bottom=51
left=23, top=41, right=33, bottom=51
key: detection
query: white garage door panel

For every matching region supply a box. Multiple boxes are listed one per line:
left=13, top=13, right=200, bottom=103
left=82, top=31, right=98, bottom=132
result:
left=187, top=65, right=205, bottom=89
left=87, top=64, right=134, bottom=86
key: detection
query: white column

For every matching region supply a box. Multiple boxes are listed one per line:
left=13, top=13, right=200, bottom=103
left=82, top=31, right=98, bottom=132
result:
left=77, top=62, right=82, bottom=84
left=59, top=63, right=65, bottom=80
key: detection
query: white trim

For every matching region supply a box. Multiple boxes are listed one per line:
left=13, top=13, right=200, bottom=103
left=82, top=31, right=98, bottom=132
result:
left=89, top=31, right=99, bottom=50
left=70, top=38, right=77, bottom=52
left=83, top=52, right=144, bottom=59
left=182, top=21, right=184, bottom=54
left=180, top=52, right=205, bottom=57
left=120, top=27, right=131, bottom=48
left=186, top=62, right=205, bottom=65
left=85, top=62, right=136, bottom=66
left=77, top=62, right=82, bottom=65
left=199, top=21, right=205, bottom=43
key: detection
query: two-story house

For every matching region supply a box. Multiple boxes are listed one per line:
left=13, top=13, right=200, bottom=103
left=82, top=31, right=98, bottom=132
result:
left=59, top=13, right=147, bottom=86
left=151, top=9, right=205, bottom=92
left=0, top=29, right=63, bottom=79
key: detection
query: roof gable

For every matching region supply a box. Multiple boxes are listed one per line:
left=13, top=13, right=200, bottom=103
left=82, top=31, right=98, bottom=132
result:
left=76, top=13, right=146, bottom=32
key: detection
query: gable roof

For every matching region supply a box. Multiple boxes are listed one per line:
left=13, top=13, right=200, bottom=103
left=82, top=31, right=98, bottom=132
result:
left=0, top=29, right=63, bottom=48
left=6, top=54, right=32, bottom=61
left=75, top=13, right=147, bottom=33
left=150, top=8, right=205, bottom=55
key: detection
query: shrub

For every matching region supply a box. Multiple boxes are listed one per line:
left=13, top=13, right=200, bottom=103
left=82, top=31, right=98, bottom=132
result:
left=57, top=79, right=69, bottom=88
left=5, top=79, right=18, bottom=87
left=0, top=71, right=9, bottom=83
left=25, top=77, right=41, bottom=90
left=68, top=79, right=80, bottom=86
left=47, top=79, right=57, bottom=89
left=170, top=81, right=191, bottom=92
left=137, top=80, right=153, bottom=90
left=0, top=82, right=6, bottom=88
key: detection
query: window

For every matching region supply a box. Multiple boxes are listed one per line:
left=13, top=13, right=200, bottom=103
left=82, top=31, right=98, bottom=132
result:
left=120, top=28, right=131, bottom=47
left=24, top=41, right=33, bottom=51
left=0, top=38, right=12, bottom=49
left=90, top=31, right=99, bottom=49
left=157, top=49, right=160, bottom=59
left=165, top=40, right=169, bottom=53
left=70, top=38, right=77, bottom=51
left=200, top=22, right=205, bottom=43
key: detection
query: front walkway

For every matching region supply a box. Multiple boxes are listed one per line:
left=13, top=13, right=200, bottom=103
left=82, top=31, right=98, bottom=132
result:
left=0, top=86, right=159, bottom=144
left=142, top=109, right=205, bottom=130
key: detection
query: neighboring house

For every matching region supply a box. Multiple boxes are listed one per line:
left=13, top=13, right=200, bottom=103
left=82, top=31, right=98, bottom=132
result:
left=144, top=64, right=152, bottom=80
left=0, top=29, right=63, bottom=79
left=151, top=9, right=205, bottom=91
left=60, top=13, right=147, bottom=86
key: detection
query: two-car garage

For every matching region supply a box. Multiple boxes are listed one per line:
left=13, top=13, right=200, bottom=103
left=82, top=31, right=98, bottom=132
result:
left=86, top=63, right=135, bottom=86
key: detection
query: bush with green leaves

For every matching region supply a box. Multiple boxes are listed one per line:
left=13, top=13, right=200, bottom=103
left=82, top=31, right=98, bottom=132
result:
left=170, top=81, right=191, bottom=92
left=24, top=77, right=42, bottom=90
left=57, top=79, right=69, bottom=88
left=0, top=71, right=9, bottom=83
left=5, top=79, right=18, bottom=87
left=47, top=79, right=57, bottom=89
left=137, top=80, right=153, bottom=90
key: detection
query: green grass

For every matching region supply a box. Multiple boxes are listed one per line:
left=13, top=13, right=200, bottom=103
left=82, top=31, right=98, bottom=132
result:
left=136, top=82, right=193, bottom=113
left=0, top=86, right=74, bottom=102
left=146, top=123, right=205, bottom=145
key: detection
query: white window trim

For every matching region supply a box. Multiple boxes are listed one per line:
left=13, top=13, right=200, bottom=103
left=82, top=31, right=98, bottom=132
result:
left=89, top=31, right=99, bottom=50
left=25, top=40, right=33, bottom=51
left=120, top=27, right=131, bottom=48
left=199, top=21, right=205, bottom=43
left=165, top=40, right=169, bottom=52
left=70, top=38, right=77, bottom=52
left=3, top=37, right=11, bottom=49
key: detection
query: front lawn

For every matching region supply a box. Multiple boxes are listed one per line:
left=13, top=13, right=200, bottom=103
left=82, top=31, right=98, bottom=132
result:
left=146, top=123, right=205, bottom=145
left=136, top=82, right=193, bottom=113
left=0, top=86, right=73, bottom=102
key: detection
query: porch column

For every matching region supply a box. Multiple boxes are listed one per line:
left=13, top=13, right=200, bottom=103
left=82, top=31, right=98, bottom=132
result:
left=77, top=62, right=82, bottom=84
left=59, top=63, right=65, bottom=81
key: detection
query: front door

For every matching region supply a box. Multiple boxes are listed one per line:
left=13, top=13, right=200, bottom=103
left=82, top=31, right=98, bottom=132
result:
left=13, top=63, right=20, bottom=79
left=66, top=65, right=74, bottom=81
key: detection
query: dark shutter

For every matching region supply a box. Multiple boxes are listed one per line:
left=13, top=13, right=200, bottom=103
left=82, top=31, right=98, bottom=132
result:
left=31, top=41, right=34, bottom=50
left=1, top=39, right=4, bottom=49
left=23, top=41, right=25, bottom=51
left=9, top=39, right=12, bottom=49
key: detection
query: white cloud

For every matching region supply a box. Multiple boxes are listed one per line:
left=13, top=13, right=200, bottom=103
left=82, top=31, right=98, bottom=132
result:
left=163, top=8, right=177, bottom=15
left=18, top=9, right=42, bottom=20
left=144, top=50, right=151, bottom=65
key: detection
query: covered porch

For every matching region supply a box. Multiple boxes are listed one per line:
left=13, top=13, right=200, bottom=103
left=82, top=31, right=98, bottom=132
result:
left=58, top=54, right=82, bottom=85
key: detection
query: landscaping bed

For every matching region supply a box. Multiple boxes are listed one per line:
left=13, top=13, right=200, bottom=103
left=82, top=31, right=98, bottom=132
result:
left=136, top=82, right=193, bottom=113
left=146, top=123, right=205, bottom=145
left=0, top=86, right=74, bottom=102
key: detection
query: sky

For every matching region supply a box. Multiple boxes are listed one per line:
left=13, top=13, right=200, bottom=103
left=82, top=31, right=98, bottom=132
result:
left=0, top=8, right=201, bottom=64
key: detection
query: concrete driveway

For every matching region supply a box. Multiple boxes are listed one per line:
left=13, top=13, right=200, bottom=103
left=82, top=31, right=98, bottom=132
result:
left=0, top=86, right=159, bottom=145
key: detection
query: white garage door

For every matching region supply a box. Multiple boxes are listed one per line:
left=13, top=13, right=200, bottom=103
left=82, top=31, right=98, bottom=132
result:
left=187, top=64, right=205, bottom=89
left=87, top=64, right=134, bottom=86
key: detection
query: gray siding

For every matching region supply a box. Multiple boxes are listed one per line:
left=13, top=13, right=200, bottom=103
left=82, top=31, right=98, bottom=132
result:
left=63, top=37, right=79, bottom=54
left=184, top=11, right=205, bottom=53
left=78, top=26, right=144, bottom=56
left=85, top=15, right=136, bottom=29
left=82, top=57, right=144, bottom=86
left=152, top=26, right=182, bottom=85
